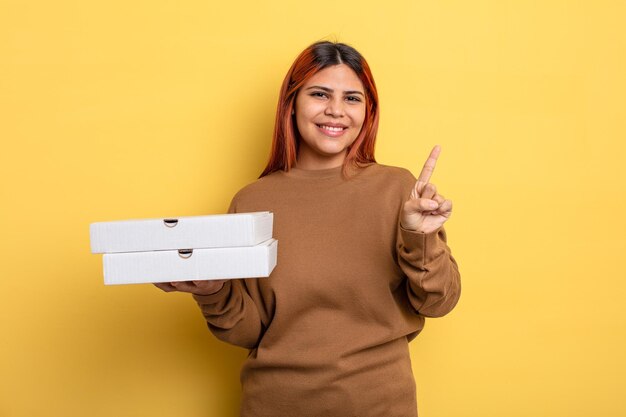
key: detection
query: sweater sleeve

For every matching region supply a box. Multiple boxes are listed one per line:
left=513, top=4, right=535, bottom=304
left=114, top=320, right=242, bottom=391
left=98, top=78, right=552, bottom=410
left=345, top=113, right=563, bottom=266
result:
left=192, top=280, right=263, bottom=349
left=191, top=195, right=264, bottom=349
left=396, top=224, right=461, bottom=318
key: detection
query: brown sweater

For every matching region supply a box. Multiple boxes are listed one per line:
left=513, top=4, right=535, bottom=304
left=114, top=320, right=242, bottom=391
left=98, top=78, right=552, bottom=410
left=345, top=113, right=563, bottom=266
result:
left=192, top=163, right=461, bottom=417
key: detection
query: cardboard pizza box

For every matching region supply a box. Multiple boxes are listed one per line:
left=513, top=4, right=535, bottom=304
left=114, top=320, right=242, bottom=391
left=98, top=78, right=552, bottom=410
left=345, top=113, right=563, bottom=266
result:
left=102, top=238, right=278, bottom=285
left=90, top=212, right=273, bottom=253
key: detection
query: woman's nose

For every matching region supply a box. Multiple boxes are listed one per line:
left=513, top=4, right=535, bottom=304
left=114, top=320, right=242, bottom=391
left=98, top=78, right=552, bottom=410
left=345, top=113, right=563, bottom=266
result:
left=324, top=98, right=345, bottom=117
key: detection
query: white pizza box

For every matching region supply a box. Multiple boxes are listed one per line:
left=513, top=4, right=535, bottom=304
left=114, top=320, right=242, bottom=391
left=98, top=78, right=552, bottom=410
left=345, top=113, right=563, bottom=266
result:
left=102, top=239, right=278, bottom=285
left=90, top=211, right=273, bottom=253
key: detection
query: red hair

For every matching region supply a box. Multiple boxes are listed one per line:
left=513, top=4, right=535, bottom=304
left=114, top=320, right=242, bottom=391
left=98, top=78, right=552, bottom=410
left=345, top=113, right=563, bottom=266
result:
left=259, top=41, right=379, bottom=178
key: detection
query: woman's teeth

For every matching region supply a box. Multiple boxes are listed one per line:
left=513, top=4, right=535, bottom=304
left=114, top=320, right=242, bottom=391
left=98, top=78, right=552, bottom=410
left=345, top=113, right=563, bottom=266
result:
left=319, top=125, right=345, bottom=132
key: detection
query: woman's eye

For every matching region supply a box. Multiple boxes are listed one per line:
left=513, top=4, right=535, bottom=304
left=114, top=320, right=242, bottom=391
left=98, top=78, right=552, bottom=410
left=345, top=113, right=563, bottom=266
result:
left=346, top=96, right=362, bottom=102
left=311, top=92, right=327, bottom=98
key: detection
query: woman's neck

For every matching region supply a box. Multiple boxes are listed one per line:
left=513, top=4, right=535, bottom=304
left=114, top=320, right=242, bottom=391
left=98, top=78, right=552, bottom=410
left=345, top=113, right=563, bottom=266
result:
left=295, top=150, right=346, bottom=170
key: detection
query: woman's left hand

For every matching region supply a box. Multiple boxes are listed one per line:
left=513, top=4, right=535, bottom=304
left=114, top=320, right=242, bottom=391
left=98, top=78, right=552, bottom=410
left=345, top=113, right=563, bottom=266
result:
left=400, top=145, right=453, bottom=234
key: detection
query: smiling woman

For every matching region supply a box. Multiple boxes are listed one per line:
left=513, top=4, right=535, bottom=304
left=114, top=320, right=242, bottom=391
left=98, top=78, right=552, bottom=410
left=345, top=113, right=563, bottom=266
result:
left=155, top=41, right=461, bottom=417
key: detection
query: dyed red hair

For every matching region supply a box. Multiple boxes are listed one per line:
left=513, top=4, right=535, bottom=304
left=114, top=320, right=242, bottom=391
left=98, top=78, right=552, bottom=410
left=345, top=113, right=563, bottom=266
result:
left=259, top=41, right=379, bottom=178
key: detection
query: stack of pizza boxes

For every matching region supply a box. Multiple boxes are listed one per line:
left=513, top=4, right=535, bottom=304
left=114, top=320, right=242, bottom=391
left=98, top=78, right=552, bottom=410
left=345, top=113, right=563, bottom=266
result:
left=90, top=212, right=277, bottom=285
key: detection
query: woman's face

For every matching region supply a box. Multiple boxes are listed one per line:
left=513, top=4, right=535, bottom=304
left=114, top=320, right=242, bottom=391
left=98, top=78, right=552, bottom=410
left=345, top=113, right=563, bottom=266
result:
left=293, top=64, right=366, bottom=169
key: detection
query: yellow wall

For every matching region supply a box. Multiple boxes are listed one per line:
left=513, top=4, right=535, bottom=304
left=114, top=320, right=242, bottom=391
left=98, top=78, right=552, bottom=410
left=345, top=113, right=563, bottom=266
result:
left=1, top=1, right=625, bottom=416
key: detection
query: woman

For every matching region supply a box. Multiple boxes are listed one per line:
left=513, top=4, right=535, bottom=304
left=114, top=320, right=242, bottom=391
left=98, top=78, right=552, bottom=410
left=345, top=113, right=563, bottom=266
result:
left=156, top=41, right=461, bottom=416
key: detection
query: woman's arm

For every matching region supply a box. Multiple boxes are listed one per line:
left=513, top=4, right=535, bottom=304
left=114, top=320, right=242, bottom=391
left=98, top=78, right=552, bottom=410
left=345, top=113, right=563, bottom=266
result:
left=396, top=226, right=461, bottom=317
left=155, top=276, right=264, bottom=351
left=191, top=280, right=263, bottom=349
left=396, top=145, right=461, bottom=317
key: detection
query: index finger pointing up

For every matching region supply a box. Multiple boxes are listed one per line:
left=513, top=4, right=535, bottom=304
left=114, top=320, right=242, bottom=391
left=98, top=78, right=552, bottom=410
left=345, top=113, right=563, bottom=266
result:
left=417, top=145, right=441, bottom=184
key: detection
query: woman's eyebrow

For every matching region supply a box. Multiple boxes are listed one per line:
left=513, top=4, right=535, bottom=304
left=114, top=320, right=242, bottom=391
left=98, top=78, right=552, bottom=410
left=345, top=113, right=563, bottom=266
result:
left=305, top=86, right=365, bottom=96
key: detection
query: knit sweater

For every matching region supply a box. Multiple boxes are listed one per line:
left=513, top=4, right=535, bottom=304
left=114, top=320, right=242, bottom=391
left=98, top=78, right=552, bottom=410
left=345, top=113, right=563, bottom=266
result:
left=192, top=162, right=461, bottom=417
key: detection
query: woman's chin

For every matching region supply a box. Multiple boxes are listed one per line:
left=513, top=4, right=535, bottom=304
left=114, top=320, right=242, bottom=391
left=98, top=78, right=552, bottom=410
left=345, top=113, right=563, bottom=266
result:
left=315, top=141, right=348, bottom=155
left=318, top=148, right=347, bottom=159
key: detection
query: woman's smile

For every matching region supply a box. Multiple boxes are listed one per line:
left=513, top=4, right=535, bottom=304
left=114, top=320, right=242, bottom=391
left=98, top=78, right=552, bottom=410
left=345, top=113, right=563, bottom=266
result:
left=316, top=123, right=348, bottom=137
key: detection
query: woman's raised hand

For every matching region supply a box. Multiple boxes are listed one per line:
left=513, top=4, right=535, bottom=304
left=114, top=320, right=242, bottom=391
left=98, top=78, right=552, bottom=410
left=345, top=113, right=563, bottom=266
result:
left=153, top=279, right=226, bottom=296
left=400, top=145, right=453, bottom=234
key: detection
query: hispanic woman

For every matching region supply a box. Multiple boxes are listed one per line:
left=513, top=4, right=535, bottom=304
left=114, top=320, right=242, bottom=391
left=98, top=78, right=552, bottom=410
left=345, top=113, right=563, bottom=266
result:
left=156, top=41, right=461, bottom=417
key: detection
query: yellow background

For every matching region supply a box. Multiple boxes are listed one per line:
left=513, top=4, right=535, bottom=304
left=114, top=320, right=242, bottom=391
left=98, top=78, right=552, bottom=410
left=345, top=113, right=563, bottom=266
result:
left=1, top=1, right=625, bottom=416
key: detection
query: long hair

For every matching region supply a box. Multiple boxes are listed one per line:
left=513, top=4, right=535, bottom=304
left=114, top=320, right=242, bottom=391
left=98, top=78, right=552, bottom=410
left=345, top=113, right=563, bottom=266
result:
left=259, top=41, right=379, bottom=178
